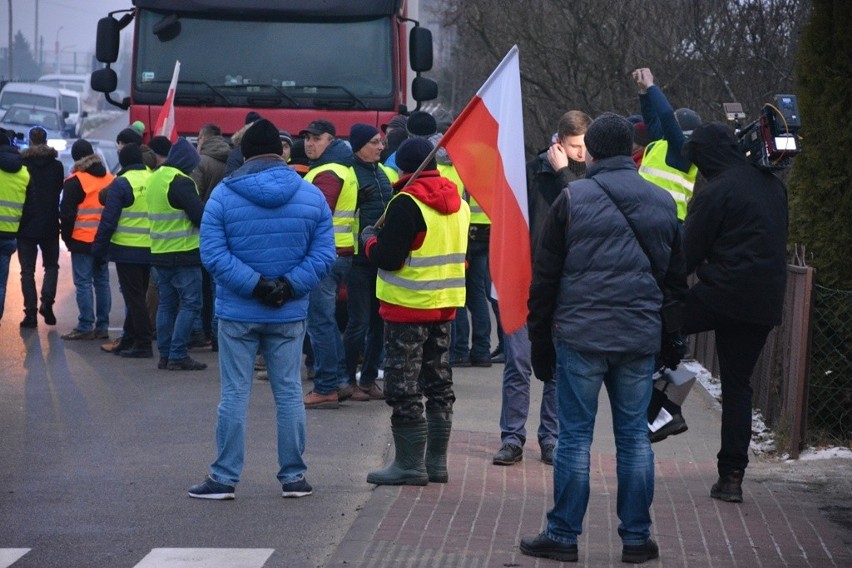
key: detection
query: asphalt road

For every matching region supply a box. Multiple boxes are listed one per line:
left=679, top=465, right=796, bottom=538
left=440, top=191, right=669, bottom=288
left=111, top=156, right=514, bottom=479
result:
left=0, top=249, right=393, bottom=567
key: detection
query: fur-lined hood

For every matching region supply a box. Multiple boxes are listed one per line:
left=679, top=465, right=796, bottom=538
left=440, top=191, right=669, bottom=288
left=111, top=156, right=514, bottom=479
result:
left=230, top=122, right=254, bottom=146
left=21, top=143, right=58, bottom=160
left=72, top=153, right=105, bottom=174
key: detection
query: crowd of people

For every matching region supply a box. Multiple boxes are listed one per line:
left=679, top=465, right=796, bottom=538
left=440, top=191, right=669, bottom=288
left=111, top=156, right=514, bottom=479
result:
left=0, top=66, right=789, bottom=565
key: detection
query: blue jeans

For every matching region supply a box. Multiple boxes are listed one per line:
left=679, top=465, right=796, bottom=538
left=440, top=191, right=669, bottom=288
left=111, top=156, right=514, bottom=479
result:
left=307, top=256, right=351, bottom=394
left=211, top=319, right=308, bottom=486
left=499, top=325, right=557, bottom=448
left=0, top=238, right=15, bottom=320
left=70, top=252, right=111, bottom=332
left=451, top=239, right=491, bottom=361
left=343, top=262, right=383, bottom=385
left=153, top=265, right=202, bottom=361
left=546, top=343, right=655, bottom=547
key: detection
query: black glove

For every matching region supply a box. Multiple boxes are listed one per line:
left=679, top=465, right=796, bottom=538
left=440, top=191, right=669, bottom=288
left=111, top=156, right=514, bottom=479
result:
left=360, top=224, right=378, bottom=249
left=660, top=332, right=687, bottom=370
left=531, top=338, right=557, bottom=382
left=252, top=276, right=291, bottom=308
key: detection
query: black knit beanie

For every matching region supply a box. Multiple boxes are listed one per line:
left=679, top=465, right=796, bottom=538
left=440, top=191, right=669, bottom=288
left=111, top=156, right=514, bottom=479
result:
left=406, top=111, right=437, bottom=138
left=396, top=138, right=436, bottom=173
left=119, top=143, right=144, bottom=168
left=71, top=139, right=95, bottom=161
left=116, top=127, right=143, bottom=146
left=584, top=113, right=633, bottom=160
left=242, top=119, right=284, bottom=159
left=148, top=136, right=172, bottom=158
left=349, top=123, right=380, bottom=153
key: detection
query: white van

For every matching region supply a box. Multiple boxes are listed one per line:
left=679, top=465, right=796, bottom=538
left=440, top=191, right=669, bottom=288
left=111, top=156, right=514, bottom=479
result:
left=37, top=73, right=98, bottom=113
left=58, top=88, right=87, bottom=137
left=0, top=82, right=63, bottom=114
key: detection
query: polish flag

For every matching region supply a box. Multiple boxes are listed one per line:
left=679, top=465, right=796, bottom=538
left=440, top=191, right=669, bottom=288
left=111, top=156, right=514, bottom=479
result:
left=440, top=46, right=530, bottom=334
left=153, top=60, right=181, bottom=142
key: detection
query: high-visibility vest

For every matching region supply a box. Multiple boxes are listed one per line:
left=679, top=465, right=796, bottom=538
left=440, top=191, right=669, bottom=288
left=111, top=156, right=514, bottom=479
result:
left=305, top=162, right=357, bottom=249
left=638, top=140, right=698, bottom=221
left=439, top=163, right=490, bottom=225
left=112, top=168, right=152, bottom=248
left=379, top=163, right=399, bottom=185
left=0, top=167, right=29, bottom=234
left=70, top=171, right=115, bottom=243
left=147, top=166, right=200, bottom=254
left=376, top=193, right=470, bottom=309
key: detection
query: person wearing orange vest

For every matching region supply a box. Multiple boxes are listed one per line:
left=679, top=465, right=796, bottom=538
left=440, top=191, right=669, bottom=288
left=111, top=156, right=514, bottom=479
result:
left=59, top=139, right=116, bottom=340
left=361, top=138, right=470, bottom=486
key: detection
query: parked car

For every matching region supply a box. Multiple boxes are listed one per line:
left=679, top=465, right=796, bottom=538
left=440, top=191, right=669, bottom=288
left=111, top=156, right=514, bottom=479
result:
left=0, top=104, right=68, bottom=139
left=58, top=88, right=88, bottom=137
left=53, top=138, right=120, bottom=177
left=37, top=73, right=99, bottom=113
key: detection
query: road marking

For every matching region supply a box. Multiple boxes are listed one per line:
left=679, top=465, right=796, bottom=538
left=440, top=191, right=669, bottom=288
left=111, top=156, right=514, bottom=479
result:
left=0, top=549, right=29, bottom=567
left=134, top=548, right=275, bottom=567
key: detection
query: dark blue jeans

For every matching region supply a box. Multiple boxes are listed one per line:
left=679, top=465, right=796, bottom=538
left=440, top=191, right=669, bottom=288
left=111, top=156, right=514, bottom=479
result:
left=451, top=239, right=491, bottom=362
left=307, top=256, right=351, bottom=394
left=343, top=261, right=383, bottom=386
left=153, top=265, right=202, bottom=361
left=70, top=252, right=111, bottom=333
left=0, top=238, right=15, bottom=320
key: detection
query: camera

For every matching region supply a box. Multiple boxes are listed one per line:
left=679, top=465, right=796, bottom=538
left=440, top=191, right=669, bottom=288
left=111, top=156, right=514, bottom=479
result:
left=724, top=95, right=801, bottom=170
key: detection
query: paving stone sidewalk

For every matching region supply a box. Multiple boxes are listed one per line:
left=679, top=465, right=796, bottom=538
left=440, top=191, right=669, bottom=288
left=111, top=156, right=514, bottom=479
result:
left=330, top=366, right=852, bottom=567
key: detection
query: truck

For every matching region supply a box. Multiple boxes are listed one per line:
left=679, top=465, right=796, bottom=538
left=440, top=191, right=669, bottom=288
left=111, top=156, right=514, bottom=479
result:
left=90, top=0, right=437, bottom=140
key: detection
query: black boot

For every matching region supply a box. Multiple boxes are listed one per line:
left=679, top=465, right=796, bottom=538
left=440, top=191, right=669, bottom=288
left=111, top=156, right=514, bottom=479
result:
left=20, top=311, right=37, bottom=328
left=711, top=469, right=744, bottom=503
left=38, top=303, right=56, bottom=325
left=425, top=411, right=452, bottom=483
left=367, top=420, right=428, bottom=486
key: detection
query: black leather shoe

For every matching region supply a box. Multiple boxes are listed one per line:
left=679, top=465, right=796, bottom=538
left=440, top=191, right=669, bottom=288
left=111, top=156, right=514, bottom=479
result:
left=540, top=443, right=555, bottom=465
left=38, top=304, right=56, bottom=325
left=622, top=538, right=659, bottom=564
left=493, top=443, right=523, bottom=465
left=119, top=346, right=154, bottom=359
left=167, top=356, right=208, bottom=371
left=520, top=532, right=578, bottom=562
left=649, top=413, right=688, bottom=443
left=711, top=469, right=744, bottom=503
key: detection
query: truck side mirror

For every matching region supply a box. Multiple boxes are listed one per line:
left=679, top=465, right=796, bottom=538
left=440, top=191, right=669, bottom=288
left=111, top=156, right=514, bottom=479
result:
left=91, top=68, right=118, bottom=94
left=412, top=77, right=437, bottom=103
left=96, top=17, right=121, bottom=63
left=409, top=27, right=433, bottom=73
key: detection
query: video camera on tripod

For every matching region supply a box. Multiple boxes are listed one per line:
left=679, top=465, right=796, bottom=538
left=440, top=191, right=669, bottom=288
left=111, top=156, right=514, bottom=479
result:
left=723, top=95, right=801, bottom=170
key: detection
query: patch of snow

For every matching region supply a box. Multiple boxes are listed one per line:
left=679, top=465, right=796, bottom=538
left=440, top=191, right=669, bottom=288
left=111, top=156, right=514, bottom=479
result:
left=793, top=446, right=852, bottom=461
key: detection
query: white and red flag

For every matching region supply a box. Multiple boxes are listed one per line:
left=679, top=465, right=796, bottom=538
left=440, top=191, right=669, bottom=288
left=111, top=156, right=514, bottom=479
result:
left=440, top=45, right=530, bottom=334
left=153, top=60, right=181, bottom=142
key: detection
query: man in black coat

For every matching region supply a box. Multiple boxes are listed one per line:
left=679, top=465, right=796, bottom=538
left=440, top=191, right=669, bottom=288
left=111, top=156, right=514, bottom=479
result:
left=18, top=127, right=64, bottom=328
left=681, top=122, right=788, bottom=503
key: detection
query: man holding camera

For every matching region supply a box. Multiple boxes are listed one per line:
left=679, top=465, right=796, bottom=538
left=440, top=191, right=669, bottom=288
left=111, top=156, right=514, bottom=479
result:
left=190, top=119, right=336, bottom=500
left=680, top=122, right=788, bottom=503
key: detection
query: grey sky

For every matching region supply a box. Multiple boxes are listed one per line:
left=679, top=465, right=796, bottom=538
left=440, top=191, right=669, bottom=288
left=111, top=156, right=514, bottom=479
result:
left=3, top=0, right=132, bottom=60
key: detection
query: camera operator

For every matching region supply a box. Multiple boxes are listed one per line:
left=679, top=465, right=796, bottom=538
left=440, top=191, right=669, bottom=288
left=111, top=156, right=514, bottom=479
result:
left=680, top=122, right=788, bottom=504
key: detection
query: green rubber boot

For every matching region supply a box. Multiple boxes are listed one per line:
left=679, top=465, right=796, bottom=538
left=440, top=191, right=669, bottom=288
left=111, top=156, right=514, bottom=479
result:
left=425, top=411, right=452, bottom=483
left=367, top=420, right=429, bottom=486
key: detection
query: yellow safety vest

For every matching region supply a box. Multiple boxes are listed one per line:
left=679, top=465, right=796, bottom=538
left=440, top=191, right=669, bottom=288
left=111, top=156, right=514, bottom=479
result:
left=305, top=162, right=357, bottom=249
left=379, top=163, right=399, bottom=185
left=439, top=163, right=490, bottom=225
left=112, top=168, right=152, bottom=248
left=638, top=140, right=698, bottom=221
left=376, top=193, right=470, bottom=309
left=0, top=167, right=29, bottom=234
left=147, top=166, right=200, bottom=254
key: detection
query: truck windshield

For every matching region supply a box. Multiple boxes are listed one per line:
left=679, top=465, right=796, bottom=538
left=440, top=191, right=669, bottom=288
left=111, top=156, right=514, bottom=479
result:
left=134, top=11, right=394, bottom=110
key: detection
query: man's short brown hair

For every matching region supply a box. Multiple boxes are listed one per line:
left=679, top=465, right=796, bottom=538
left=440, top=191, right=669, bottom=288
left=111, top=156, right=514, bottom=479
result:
left=28, top=127, right=47, bottom=146
left=557, top=111, right=592, bottom=139
left=198, top=123, right=222, bottom=139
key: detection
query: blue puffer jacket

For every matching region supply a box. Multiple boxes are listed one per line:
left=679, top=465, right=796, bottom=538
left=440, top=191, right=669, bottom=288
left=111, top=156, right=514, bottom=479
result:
left=200, top=157, right=336, bottom=323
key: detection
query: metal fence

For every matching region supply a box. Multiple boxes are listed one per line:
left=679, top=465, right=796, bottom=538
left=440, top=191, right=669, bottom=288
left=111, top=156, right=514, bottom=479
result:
left=689, top=265, right=816, bottom=457
left=806, top=285, right=852, bottom=447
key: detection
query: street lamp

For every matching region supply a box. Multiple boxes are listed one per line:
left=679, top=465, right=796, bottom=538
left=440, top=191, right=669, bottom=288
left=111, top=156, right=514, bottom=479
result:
left=54, top=25, right=63, bottom=73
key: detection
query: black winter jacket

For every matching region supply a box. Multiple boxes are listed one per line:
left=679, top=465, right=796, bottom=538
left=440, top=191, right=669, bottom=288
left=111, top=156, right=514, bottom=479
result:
left=352, top=156, right=393, bottom=265
left=527, top=149, right=585, bottom=257
left=528, top=155, right=686, bottom=354
left=18, top=144, right=64, bottom=240
left=683, top=123, right=788, bottom=326
left=91, top=164, right=151, bottom=264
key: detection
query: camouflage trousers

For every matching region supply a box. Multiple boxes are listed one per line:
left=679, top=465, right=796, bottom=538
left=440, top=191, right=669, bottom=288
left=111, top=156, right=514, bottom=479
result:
left=383, top=320, right=456, bottom=423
